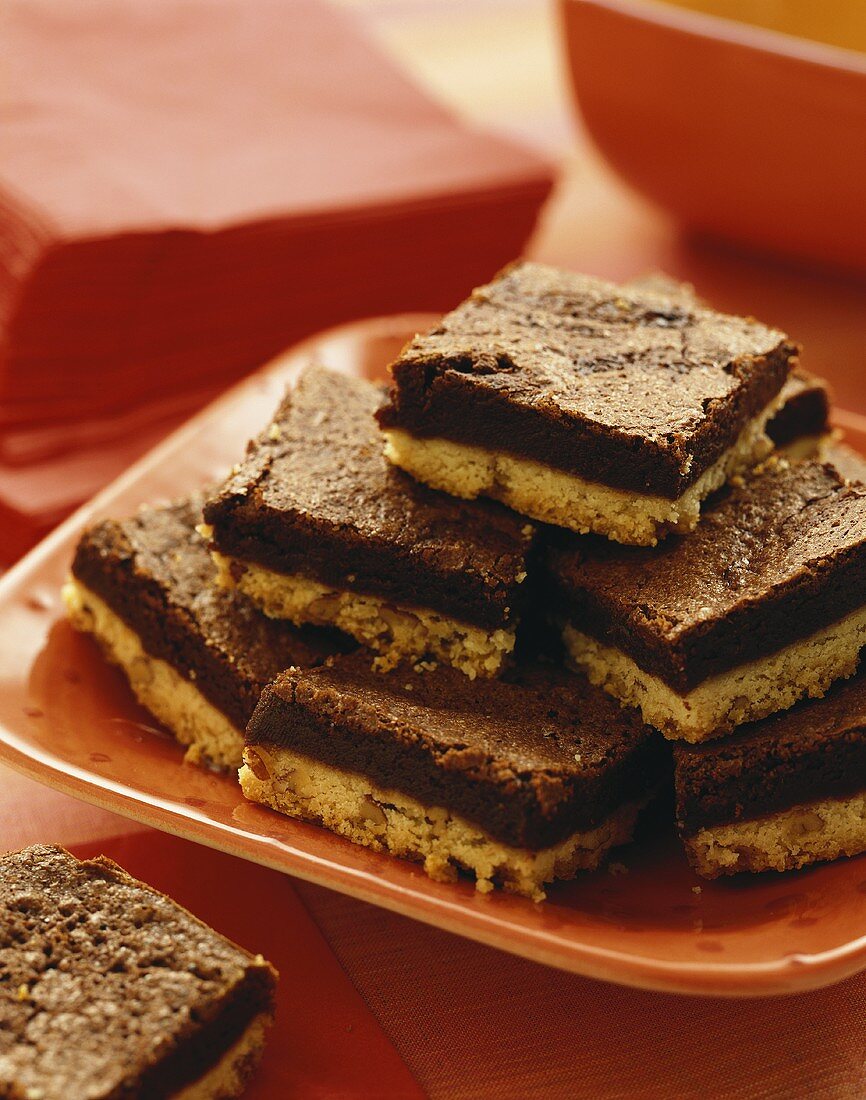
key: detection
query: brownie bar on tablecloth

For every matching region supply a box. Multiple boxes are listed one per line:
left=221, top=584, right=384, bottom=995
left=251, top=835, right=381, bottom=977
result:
left=0, top=845, right=277, bottom=1099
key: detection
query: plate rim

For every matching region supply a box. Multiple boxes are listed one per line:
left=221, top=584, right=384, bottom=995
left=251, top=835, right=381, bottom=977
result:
left=563, top=0, right=866, bottom=76
left=2, top=728, right=866, bottom=999
left=1, top=313, right=865, bottom=999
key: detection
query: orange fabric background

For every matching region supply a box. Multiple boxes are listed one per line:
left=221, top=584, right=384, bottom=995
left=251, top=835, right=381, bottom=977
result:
left=300, top=883, right=866, bottom=1099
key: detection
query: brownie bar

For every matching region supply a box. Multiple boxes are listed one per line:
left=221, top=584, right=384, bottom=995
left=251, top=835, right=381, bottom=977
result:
left=0, top=845, right=276, bottom=1099
left=675, top=673, right=866, bottom=877
left=204, top=365, right=534, bottom=677
left=66, top=495, right=344, bottom=768
left=547, top=457, right=866, bottom=740
left=241, top=655, right=668, bottom=899
left=377, top=262, right=797, bottom=543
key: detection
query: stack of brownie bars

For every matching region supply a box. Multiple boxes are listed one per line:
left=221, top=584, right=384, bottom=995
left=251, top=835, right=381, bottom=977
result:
left=65, top=263, right=866, bottom=901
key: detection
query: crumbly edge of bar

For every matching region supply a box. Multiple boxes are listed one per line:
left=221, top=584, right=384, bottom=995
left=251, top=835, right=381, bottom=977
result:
left=380, top=393, right=783, bottom=546
left=683, top=791, right=866, bottom=878
left=561, top=603, right=866, bottom=742
left=63, top=578, right=244, bottom=770
left=239, top=744, right=652, bottom=902
left=212, top=554, right=514, bottom=680
left=173, top=1012, right=273, bottom=1100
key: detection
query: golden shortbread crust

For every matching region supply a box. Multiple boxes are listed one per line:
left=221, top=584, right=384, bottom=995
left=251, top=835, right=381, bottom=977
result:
left=381, top=393, right=783, bottom=545
left=212, top=554, right=515, bottom=679
left=240, top=744, right=651, bottom=901
left=562, top=603, right=866, bottom=742
left=777, top=432, right=831, bottom=463
left=63, top=579, right=244, bottom=769
left=174, top=1012, right=273, bottom=1100
left=684, top=792, right=866, bottom=878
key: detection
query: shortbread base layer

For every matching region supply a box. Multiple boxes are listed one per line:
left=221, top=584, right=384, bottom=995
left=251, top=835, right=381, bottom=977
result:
left=562, top=602, right=866, bottom=742
left=63, top=579, right=244, bottom=770
left=212, top=554, right=514, bottom=679
left=175, top=1012, right=273, bottom=1100
left=684, top=791, right=866, bottom=879
left=240, top=745, right=650, bottom=901
left=381, top=394, right=782, bottom=545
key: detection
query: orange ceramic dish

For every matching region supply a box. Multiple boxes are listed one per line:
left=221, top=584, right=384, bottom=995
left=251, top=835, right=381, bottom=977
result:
left=0, top=316, right=865, bottom=998
left=559, top=0, right=866, bottom=271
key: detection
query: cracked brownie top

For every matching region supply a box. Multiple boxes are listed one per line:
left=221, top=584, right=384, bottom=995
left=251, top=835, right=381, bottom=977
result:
left=205, top=366, right=535, bottom=630
left=378, top=262, right=797, bottom=496
left=0, top=845, right=276, bottom=1100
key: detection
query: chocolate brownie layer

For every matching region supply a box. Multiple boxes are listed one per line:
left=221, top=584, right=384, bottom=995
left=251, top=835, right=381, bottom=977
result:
left=71, top=496, right=343, bottom=731
left=245, top=655, right=668, bottom=851
left=675, top=672, right=866, bottom=834
left=377, top=262, right=796, bottom=498
left=204, top=366, right=533, bottom=631
left=547, top=459, right=866, bottom=693
left=0, top=845, right=276, bottom=1100
left=766, top=369, right=831, bottom=447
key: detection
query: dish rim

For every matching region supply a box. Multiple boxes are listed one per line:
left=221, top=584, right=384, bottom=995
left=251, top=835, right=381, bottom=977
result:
left=0, top=313, right=865, bottom=999
left=561, top=0, right=866, bottom=75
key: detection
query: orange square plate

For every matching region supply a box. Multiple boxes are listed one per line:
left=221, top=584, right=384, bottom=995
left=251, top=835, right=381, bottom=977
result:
left=1, top=315, right=865, bottom=998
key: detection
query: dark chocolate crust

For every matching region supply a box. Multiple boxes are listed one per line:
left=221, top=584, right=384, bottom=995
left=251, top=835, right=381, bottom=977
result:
left=377, top=262, right=797, bottom=498
left=675, top=672, right=866, bottom=832
left=71, top=495, right=345, bottom=731
left=246, top=656, right=668, bottom=850
left=0, top=845, right=276, bottom=1100
left=546, top=459, right=866, bottom=692
left=204, top=365, right=533, bottom=630
left=766, top=369, right=830, bottom=447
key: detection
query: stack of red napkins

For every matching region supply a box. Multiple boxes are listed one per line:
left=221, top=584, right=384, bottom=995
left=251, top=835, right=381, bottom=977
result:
left=0, top=0, right=553, bottom=563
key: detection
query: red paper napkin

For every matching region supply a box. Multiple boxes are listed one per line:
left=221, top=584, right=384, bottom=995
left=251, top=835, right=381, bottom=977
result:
left=0, top=0, right=553, bottom=562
